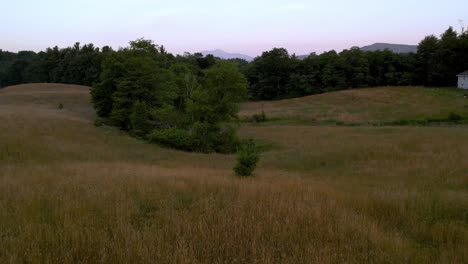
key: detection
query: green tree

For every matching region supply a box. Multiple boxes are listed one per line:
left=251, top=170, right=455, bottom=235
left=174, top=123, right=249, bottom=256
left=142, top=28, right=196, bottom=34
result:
left=247, top=48, right=294, bottom=100
left=187, top=61, right=248, bottom=124
left=130, top=101, right=152, bottom=137
left=91, top=52, right=125, bottom=117
left=110, top=56, right=176, bottom=130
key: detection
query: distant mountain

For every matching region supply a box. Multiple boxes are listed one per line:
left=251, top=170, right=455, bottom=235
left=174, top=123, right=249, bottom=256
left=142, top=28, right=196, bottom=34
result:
left=201, top=49, right=254, bottom=61
left=360, top=43, right=417, bottom=54
left=296, top=55, right=309, bottom=60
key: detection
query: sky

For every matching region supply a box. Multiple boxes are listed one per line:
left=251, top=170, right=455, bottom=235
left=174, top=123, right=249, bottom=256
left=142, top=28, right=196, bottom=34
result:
left=1, top=0, right=467, bottom=56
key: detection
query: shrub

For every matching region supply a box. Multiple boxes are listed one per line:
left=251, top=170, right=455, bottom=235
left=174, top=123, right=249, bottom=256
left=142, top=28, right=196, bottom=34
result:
left=191, top=123, right=240, bottom=153
left=149, top=128, right=194, bottom=151
left=149, top=124, right=240, bottom=153
left=215, top=126, right=240, bottom=153
left=190, top=122, right=219, bottom=153
left=251, top=111, right=267, bottom=123
left=234, top=139, right=260, bottom=177
left=448, top=112, right=462, bottom=122
left=94, top=118, right=104, bottom=127
left=335, top=120, right=345, bottom=126
left=393, top=119, right=409, bottom=126
left=58, top=103, right=64, bottom=109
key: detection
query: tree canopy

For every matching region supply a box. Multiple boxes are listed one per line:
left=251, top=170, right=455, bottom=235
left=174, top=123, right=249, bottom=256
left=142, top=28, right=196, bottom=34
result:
left=90, top=39, right=247, bottom=153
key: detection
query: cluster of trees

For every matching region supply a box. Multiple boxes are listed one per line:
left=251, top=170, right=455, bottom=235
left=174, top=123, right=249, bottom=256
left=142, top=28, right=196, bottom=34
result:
left=246, top=27, right=468, bottom=100
left=0, top=40, right=249, bottom=153
left=0, top=44, right=108, bottom=87
left=91, top=39, right=248, bottom=153
left=0, top=43, right=231, bottom=89
left=246, top=47, right=418, bottom=99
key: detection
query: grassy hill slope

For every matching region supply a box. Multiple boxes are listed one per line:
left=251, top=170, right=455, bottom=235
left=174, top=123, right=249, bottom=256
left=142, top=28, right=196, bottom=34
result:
left=241, top=87, right=468, bottom=124
left=1, top=84, right=467, bottom=263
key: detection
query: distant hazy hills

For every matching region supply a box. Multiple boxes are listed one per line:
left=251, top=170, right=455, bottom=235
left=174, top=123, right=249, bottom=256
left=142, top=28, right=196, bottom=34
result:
left=360, top=43, right=417, bottom=53
left=202, top=43, right=417, bottom=61
left=201, top=50, right=254, bottom=61
left=296, top=55, right=309, bottom=60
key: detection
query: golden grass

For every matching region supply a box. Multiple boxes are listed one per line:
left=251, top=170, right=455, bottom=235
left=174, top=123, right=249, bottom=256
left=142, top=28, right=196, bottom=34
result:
left=1, top=84, right=467, bottom=263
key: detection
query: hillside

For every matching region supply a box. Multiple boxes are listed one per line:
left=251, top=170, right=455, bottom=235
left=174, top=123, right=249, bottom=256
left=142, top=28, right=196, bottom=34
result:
left=1, top=84, right=467, bottom=263
left=201, top=49, right=254, bottom=61
left=241, top=87, right=468, bottom=124
left=360, top=43, right=418, bottom=53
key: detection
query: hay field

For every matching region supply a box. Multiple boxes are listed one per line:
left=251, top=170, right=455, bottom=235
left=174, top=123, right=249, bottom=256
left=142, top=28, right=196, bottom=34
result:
left=0, top=84, right=467, bottom=263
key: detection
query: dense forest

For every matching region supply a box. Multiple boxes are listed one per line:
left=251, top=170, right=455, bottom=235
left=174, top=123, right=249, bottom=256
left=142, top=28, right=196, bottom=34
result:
left=245, top=27, right=468, bottom=100
left=0, top=27, right=467, bottom=153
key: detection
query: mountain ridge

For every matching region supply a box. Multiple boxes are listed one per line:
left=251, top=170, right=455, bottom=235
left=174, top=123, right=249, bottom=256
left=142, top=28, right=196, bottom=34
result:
left=360, top=43, right=418, bottom=53
left=202, top=43, right=418, bottom=62
left=201, top=49, right=254, bottom=61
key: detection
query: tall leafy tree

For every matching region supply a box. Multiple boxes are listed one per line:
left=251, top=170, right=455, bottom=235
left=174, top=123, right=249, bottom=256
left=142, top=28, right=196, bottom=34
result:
left=247, top=48, right=294, bottom=100
left=188, top=61, right=248, bottom=124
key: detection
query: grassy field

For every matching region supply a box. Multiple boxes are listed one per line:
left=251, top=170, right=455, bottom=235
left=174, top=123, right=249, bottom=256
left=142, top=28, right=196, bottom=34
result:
left=1, top=84, right=467, bottom=263
left=240, top=87, right=468, bottom=124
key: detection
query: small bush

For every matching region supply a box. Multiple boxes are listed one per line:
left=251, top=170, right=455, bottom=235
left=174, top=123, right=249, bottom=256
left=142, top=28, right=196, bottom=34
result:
left=149, top=124, right=240, bottom=153
left=190, top=122, right=219, bottom=153
left=448, top=112, right=462, bottom=122
left=234, top=139, right=260, bottom=177
left=94, top=118, right=104, bottom=127
left=58, top=103, right=64, bottom=109
left=393, top=119, right=409, bottom=126
left=335, top=120, right=345, bottom=126
left=251, top=111, right=267, bottom=123
left=149, top=128, right=194, bottom=151
left=212, top=126, right=240, bottom=153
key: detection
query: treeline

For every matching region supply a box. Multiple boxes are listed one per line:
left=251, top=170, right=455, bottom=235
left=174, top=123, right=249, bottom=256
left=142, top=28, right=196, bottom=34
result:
left=0, top=43, right=227, bottom=89
left=0, top=44, right=108, bottom=87
left=246, top=27, right=468, bottom=100
left=1, top=27, right=467, bottom=100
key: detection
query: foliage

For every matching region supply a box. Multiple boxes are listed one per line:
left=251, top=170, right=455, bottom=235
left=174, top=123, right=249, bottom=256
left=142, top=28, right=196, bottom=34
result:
left=149, top=124, right=240, bottom=153
left=149, top=128, right=194, bottom=150
left=246, top=48, right=295, bottom=100
left=245, top=27, right=468, bottom=100
left=187, top=61, right=248, bottom=124
left=447, top=112, right=462, bottom=121
left=0, top=44, right=109, bottom=88
left=94, top=118, right=104, bottom=127
left=234, top=139, right=260, bottom=177
left=130, top=101, right=152, bottom=137
left=1, top=26, right=467, bottom=100
left=89, top=40, right=247, bottom=153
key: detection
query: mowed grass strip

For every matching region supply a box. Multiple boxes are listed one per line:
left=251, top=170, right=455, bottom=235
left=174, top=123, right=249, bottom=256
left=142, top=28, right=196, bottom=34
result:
left=0, top=84, right=467, bottom=263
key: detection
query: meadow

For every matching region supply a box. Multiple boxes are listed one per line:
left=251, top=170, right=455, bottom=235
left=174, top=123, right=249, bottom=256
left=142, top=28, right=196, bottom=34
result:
left=0, top=84, right=467, bottom=263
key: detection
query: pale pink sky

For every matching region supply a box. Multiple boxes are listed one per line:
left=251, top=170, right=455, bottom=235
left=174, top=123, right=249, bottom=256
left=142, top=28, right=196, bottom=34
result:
left=1, top=0, right=467, bottom=56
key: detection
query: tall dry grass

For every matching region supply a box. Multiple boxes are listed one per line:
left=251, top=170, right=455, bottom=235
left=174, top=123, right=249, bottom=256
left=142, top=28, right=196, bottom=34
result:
left=0, top=84, right=467, bottom=263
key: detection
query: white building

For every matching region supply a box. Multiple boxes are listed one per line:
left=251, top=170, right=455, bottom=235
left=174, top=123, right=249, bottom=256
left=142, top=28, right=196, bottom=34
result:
left=457, top=71, right=468, bottom=89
